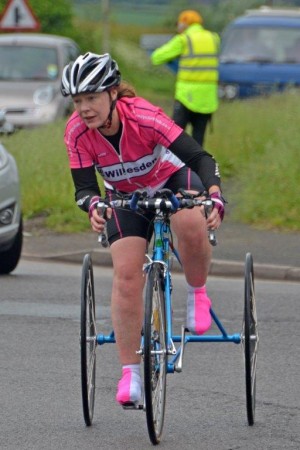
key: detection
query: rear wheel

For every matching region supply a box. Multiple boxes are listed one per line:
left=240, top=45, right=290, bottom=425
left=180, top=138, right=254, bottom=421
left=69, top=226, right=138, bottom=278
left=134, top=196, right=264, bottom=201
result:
left=243, top=253, right=259, bottom=425
left=144, top=263, right=167, bottom=445
left=80, top=254, right=97, bottom=426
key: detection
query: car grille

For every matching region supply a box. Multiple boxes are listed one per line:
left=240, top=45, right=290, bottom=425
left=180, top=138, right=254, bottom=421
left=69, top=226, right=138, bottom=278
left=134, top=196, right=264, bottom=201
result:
left=6, top=109, right=27, bottom=115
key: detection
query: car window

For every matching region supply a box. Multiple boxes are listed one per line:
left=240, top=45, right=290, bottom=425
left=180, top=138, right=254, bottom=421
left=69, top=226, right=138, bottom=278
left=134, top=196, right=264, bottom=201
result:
left=62, top=44, right=80, bottom=65
left=0, top=45, right=59, bottom=81
left=220, top=26, right=300, bottom=63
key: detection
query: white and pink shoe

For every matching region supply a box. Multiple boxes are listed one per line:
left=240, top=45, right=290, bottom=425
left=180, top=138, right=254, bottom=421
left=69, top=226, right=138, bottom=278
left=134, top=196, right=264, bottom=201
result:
left=116, top=367, right=141, bottom=406
left=186, top=286, right=212, bottom=335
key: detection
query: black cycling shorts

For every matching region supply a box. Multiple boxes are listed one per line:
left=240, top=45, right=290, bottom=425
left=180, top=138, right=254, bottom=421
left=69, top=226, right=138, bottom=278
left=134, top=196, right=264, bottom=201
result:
left=106, top=166, right=205, bottom=245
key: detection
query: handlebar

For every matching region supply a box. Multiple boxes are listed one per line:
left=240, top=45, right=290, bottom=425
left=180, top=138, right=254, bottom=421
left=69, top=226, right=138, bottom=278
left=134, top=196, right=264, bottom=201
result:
left=109, top=189, right=214, bottom=213
left=129, top=189, right=180, bottom=211
left=97, top=189, right=218, bottom=246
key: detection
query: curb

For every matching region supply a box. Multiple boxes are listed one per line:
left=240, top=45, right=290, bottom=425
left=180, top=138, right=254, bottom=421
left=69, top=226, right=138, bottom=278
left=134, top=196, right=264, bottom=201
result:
left=22, top=249, right=300, bottom=282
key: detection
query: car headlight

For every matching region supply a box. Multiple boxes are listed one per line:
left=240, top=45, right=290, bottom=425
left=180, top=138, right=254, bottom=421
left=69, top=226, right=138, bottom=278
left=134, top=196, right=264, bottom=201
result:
left=0, top=143, right=9, bottom=170
left=33, top=85, right=55, bottom=106
left=0, top=206, right=14, bottom=225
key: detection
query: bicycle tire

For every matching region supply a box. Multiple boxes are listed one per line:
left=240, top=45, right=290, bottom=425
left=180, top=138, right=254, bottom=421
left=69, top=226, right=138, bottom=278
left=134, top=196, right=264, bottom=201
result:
left=80, top=253, right=97, bottom=426
left=144, top=262, right=167, bottom=445
left=243, top=252, right=259, bottom=426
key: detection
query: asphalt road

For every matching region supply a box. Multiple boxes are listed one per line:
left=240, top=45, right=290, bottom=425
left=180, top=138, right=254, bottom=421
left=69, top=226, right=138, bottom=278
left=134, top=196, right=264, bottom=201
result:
left=1, top=259, right=299, bottom=449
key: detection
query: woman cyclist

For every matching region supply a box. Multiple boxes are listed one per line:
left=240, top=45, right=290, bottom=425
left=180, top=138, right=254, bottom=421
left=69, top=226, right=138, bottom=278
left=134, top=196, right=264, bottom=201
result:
left=61, top=52, right=225, bottom=407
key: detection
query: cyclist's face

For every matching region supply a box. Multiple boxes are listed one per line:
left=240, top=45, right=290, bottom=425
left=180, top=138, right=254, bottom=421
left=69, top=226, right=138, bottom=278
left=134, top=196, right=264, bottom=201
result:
left=72, top=91, right=113, bottom=129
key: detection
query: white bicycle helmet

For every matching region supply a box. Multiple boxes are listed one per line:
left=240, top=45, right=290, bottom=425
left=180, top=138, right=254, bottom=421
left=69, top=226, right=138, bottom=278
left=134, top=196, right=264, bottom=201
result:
left=61, top=52, right=121, bottom=97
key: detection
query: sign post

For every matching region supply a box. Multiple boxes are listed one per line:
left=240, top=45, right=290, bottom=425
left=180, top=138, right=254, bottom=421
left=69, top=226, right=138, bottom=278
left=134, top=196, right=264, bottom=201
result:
left=0, top=0, right=40, bottom=32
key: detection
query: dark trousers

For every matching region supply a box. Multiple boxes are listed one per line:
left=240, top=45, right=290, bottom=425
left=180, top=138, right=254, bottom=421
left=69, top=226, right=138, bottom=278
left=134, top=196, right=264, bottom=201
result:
left=173, top=100, right=212, bottom=146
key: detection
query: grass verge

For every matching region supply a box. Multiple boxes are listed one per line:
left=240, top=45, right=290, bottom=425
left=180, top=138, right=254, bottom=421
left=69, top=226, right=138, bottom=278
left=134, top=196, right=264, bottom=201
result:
left=206, top=91, right=300, bottom=231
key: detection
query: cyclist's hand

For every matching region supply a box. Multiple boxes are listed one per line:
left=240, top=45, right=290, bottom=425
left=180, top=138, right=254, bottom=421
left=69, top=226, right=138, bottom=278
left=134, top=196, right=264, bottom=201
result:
left=206, top=206, right=221, bottom=230
left=207, top=191, right=225, bottom=229
left=88, top=196, right=112, bottom=233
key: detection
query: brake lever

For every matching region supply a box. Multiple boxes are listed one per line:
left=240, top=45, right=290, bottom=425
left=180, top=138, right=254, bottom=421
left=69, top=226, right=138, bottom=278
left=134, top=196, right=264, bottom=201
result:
left=208, top=229, right=217, bottom=246
left=204, top=199, right=218, bottom=246
left=97, top=201, right=109, bottom=248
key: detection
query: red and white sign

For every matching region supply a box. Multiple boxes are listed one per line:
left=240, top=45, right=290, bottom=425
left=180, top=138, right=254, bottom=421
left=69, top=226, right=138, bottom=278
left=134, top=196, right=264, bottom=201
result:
left=0, top=0, right=40, bottom=31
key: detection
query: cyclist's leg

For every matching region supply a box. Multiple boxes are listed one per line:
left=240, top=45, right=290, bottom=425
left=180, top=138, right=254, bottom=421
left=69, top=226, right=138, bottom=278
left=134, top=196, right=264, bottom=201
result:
left=105, top=200, right=154, bottom=404
left=173, top=209, right=212, bottom=334
left=171, top=204, right=211, bottom=286
left=165, top=168, right=213, bottom=334
left=110, top=236, right=146, bottom=365
left=165, top=167, right=211, bottom=284
left=110, top=236, right=145, bottom=404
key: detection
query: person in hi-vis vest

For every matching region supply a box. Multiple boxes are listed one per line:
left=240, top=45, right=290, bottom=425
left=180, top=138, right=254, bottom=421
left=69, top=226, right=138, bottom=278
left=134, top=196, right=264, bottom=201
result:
left=151, top=10, right=219, bottom=146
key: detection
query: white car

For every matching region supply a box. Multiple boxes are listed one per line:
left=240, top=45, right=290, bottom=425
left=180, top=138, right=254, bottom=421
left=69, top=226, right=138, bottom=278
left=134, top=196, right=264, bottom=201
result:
left=0, top=33, right=80, bottom=128
left=0, top=142, right=22, bottom=274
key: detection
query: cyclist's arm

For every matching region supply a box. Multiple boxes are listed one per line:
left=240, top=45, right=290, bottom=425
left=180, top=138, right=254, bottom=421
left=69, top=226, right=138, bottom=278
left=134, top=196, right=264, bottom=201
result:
left=169, top=130, right=221, bottom=190
left=71, top=166, right=101, bottom=212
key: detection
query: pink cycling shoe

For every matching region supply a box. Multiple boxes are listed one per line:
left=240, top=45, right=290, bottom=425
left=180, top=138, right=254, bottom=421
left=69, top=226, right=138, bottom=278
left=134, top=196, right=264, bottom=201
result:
left=186, top=286, right=212, bottom=335
left=116, top=368, right=142, bottom=406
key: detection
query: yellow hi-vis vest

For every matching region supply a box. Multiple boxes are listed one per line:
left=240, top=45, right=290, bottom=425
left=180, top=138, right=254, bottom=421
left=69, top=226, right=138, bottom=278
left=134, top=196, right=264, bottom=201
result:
left=151, top=24, right=219, bottom=113
left=178, top=26, right=219, bottom=83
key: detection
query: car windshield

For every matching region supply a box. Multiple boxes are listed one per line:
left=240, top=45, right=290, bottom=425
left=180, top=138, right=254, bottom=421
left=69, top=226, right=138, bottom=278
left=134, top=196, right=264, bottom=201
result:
left=0, top=45, right=59, bottom=81
left=220, top=26, right=300, bottom=63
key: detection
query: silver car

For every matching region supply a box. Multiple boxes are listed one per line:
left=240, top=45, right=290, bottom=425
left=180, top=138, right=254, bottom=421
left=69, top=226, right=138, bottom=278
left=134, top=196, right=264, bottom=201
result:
left=0, top=33, right=80, bottom=128
left=0, top=142, right=22, bottom=274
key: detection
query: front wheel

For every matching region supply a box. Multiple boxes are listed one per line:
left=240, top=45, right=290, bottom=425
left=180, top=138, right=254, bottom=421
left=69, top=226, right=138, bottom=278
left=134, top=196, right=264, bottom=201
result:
left=144, top=263, right=167, bottom=445
left=80, top=253, right=97, bottom=426
left=242, top=253, right=259, bottom=426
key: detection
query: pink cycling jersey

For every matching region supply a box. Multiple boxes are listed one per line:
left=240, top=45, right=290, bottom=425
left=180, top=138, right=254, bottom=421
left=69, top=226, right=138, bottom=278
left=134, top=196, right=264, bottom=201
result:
left=64, top=96, right=184, bottom=193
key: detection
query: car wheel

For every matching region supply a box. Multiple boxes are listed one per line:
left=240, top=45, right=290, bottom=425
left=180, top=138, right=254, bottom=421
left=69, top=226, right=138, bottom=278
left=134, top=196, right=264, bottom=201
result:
left=0, top=216, right=23, bottom=274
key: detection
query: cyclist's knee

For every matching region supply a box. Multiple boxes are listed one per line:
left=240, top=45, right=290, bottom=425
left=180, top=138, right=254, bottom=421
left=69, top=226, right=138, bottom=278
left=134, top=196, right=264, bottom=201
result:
left=174, top=211, right=207, bottom=240
left=113, top=267, right=144, bottom=294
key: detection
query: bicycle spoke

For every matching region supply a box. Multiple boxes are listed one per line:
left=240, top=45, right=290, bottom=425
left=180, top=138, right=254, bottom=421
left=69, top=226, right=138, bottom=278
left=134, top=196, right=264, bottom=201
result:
left=87, top=348, right=96, bottom=386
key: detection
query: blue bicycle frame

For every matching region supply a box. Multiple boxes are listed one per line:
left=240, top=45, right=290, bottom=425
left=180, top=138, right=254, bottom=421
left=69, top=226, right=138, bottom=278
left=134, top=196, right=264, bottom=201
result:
left=148, top=212, right=241, bottom=375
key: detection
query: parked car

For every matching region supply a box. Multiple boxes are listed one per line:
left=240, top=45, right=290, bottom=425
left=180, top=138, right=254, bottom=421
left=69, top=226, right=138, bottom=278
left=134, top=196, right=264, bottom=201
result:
left=0, top=142, right=22, bottom=274
left=0, top=33, right=80, bottom=128
left=219, top=6, right=300, bottom=99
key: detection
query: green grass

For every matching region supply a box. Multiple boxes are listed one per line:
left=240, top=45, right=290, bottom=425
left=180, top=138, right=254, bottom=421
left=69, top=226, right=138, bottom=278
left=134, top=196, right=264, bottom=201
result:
left=206, top=91, right=300, bottom=231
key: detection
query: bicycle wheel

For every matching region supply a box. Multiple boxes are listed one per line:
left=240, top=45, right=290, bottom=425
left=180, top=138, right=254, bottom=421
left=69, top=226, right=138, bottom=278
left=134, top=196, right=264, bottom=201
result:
left=80, top=253, right=97, bottom=426
left=243, top=252, right=259, bottom=426
left=144, top=263, right=167, bottom=445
